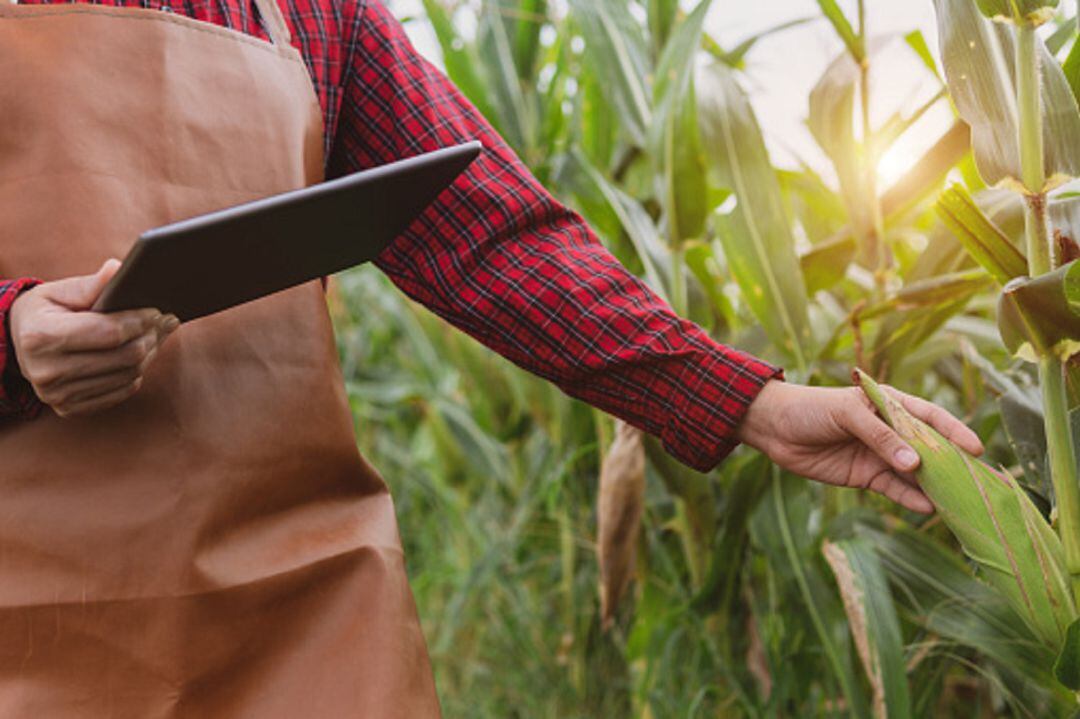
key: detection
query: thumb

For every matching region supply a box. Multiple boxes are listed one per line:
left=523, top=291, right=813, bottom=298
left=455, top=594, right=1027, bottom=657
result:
left=41, top=259, right=122, bottom=310
left=840, top=401, right=921, bottom=474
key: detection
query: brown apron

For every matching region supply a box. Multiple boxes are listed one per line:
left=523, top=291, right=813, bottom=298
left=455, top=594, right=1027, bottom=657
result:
left=0, top=1, right=441, bottom=715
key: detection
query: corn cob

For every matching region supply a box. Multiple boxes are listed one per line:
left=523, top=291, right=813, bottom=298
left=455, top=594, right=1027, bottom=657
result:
left=855, top=369, right=1077, bottom=650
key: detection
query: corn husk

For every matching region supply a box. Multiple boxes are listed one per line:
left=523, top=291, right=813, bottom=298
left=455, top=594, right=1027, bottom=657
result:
left=855, top=369, right=1077, bottom=650
left=597, top=420, right=646, bottom=630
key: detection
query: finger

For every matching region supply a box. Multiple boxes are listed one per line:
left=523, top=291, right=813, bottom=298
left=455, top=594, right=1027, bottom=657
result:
left=839, top=400, right=921, bottom=474
left=48, top=309, right=162, bottom=352
left=865, top=467, right=935, bottom=514
left=40, top=259, right=122, bottom=310
left=55, top=378, right=143, bottom=418
left=44, top=332, right=160, bottom=385
left=155, top=314, right=181, bottom=341
left=885, top=386, right=985, bottom=456
left=43, top=364, right=145, bottom=409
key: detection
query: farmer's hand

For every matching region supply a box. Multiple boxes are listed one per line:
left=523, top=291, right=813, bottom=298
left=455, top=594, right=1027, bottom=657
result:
left=735, top=380, right=984, bottom=514
left=9, top=259, right=179, bottom=417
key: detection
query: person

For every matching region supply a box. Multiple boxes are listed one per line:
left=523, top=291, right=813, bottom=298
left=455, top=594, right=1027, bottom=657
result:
left=0, top=0, right=982, bottom=715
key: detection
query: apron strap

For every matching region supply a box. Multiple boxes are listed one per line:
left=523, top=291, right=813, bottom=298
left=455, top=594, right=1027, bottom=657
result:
left=253, top=0, right=291, bottom=47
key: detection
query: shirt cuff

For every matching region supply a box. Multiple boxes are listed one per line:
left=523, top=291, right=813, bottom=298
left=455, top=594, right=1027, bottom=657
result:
left=0, top=278, right=44, bottom=420
left=659, top=343, right=783, bottom=472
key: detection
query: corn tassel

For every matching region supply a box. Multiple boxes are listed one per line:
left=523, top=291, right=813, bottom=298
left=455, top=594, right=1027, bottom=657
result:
left=855, top=369, right=1077, bottom=650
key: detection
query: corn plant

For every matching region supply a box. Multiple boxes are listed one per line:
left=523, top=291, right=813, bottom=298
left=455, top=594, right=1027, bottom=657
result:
left=927, top=0, right=1080, bottom=692
left=342, top=0, right=1080, bottom=715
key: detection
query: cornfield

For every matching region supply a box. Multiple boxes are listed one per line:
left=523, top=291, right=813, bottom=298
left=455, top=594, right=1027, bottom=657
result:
left=331, top=0, right=1080, bottom=715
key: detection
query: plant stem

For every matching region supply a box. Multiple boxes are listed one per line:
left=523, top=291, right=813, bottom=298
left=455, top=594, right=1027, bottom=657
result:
left=860, top=63, right=887, bottom=286
left=1017, top=24, right=1051, bottom=273
left=857, top=0, right=888, bottom=289
left=1016, top=20, right=1080, bottom=604
left=1041, top=356, right=1080, bottom=603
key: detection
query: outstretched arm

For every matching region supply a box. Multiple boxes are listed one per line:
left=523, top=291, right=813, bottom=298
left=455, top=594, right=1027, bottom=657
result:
left=330, top=1, right=983, bottom=511
left=332, top=0, right=778, bottom=472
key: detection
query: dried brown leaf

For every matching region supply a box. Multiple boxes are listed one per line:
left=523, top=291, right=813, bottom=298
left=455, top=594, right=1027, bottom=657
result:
left=597, top=420, right=646, bottom=630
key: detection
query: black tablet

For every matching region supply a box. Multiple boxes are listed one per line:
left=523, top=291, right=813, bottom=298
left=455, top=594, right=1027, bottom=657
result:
left=93, top=141, right=482, bottom=322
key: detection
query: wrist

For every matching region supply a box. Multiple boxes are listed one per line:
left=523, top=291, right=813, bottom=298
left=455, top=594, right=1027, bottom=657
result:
left=6, top=284, right=37, bottom=371
left=734, top=378, right=785, bottom=451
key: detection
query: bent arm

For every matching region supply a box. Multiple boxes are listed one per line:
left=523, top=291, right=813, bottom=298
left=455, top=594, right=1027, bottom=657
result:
left=330, top=0, right=780, bottom=471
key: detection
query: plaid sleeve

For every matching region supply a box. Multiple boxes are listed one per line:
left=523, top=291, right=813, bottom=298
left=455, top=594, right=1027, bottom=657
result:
left=0, top=278, right=43, bottom=421
left=330, top=0, right=782, bottom=471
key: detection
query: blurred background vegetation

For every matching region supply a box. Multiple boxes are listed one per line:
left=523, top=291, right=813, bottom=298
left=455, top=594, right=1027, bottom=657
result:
left=330, top=0, right=1080, bottom=716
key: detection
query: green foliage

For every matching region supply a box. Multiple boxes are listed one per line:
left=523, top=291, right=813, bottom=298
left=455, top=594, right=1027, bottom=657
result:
left=999, top=259, right=1080, bottom=361
left=698, top=62, right=812, bottom=370
left=1055, top=619, right=1080, bottom=689
left=823, top=537, right=912, bottom=719
left=936, top=184, right=1029, bottom=284
left=339, top=0, right=1080, bottom=714
left=933, top=0, right=1080, bottom=189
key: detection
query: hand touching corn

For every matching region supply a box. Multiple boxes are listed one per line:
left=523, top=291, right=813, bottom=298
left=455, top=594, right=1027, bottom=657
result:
left=855, top=369, right=1076, bottom=651
left=735, top=378, right=985, bottom=514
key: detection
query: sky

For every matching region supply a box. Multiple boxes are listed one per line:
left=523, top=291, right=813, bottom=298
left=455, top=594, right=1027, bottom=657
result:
left=384, top=1, right=1072, bottom=188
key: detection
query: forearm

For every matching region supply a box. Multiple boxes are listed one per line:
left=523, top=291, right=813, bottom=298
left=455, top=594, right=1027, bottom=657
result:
left=375, top=195, right=780, bottom=470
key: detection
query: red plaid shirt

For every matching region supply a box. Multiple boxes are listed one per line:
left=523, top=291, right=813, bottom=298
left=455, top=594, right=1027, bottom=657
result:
left=2, top=0, right=780, bottom=470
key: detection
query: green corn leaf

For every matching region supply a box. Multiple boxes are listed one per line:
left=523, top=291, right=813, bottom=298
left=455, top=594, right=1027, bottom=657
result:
left=575, top=63, right=618, bottom=170
left=1054, top=618, right=1080, bottom=689
left=754, top=471, right=868, bottom=717
left=816, top=0, right=864, bottom=62
left=801, top=122, right=972, bottom=293
left=571, top=149, right=671, bottom=301
left=976, top=0, right=1059, bottom=25
left=857, top=524, right=1064, bottom=695
left=809, top=47, right=866, bottom=242
left=998, top=259, right=1080, bottom=362
left=801, top=234, right=859, bottom=295
left=705, top=16, right=818, bottom=69
left=477, top=2, right=536, bottom=151
left=905, top=29, right=941, bottom=80
left=932, top=0, right=1080, bottom=189
left=690, top=454, right=769, bottom=613
left=1046, top=13, right=1079, bottom=53
left=936, top=184, right=1029, bottom=284
left=961, top=341, right=1051, bottom=493
left=1065, top=39, right=1080, bottom=122
left=420, top=0, right=499, bottom=125
left=881, top=121, right=973, bottom=219
left=567, top=0, right=652, bottom=146
left=651, top=0, right=714, bottom=245
left=511, top=0, right=547, bottom=79
left=697, top=61, right=812, bottom=370
left=647, top=0, right=679, bottom=56
left=822, top=538, right=913, bottom=719
left=874, top=89, right=948, bottom=158
left=858, top=270, right=995, bottom=321
left=856, top=370, right=1078, bottom=651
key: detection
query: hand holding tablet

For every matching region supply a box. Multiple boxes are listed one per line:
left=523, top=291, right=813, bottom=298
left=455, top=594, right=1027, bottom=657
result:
left=92, top=141, right=482, bottom=322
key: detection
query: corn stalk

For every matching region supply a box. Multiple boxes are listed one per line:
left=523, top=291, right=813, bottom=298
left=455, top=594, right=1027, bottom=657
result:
left=1013, top=13, right=1080, bottom=606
